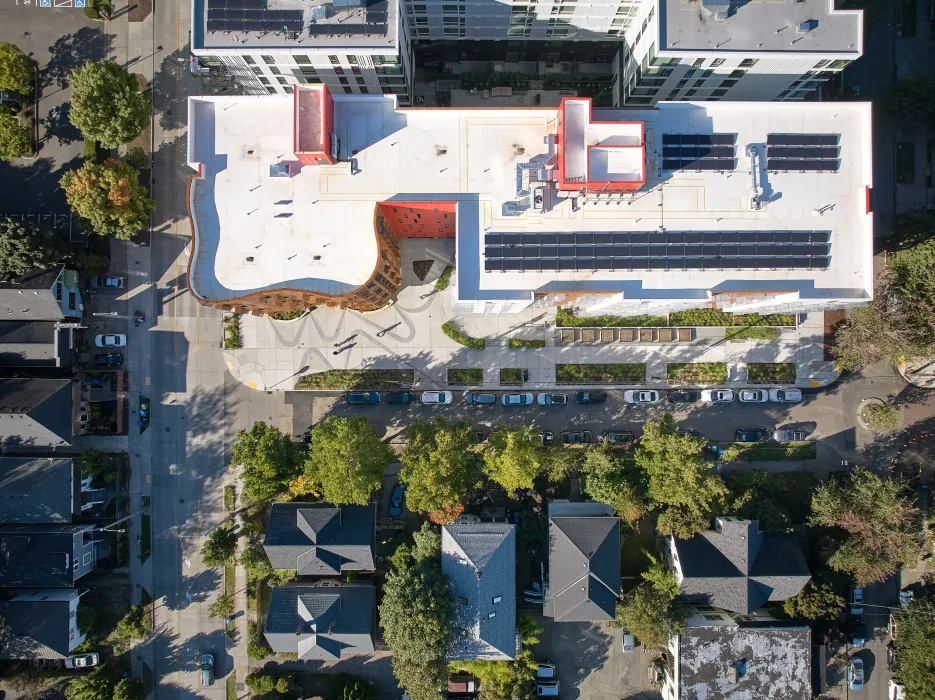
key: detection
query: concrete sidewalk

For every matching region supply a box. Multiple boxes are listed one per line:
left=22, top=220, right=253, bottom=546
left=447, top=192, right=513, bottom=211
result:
left=224, top=261, right=840, bottom=392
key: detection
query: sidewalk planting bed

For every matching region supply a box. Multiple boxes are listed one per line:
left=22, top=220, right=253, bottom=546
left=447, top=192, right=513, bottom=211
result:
left=725, top=327, right=781, bottom=342
left=747, top=363, right=797, bottom=384
left=223, top=314, right=242, bottom=349
left=669, top=310, right=796, bottom=327
left=556, top=308, right=667, bottom=327
left=435, top=265, right=454, bottom=291
left=721, top=441, right=816, bottom=462
left=666, top=363, right=727, bottom=383
left=441, top=321, right=486, bottom=349
left=500, top=368, right=525, bottom=384
left=556, top=363, right=646, bottom=384
left=296, top=369, right=414, bottom=390
left=509, top=338, right=545, bottom=349
left=448, top=368, right=483, bottom=385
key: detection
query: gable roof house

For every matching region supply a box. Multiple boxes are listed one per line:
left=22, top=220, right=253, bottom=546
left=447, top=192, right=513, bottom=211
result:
left=0, top=588, right=87, bottom=660
left=667, top=516, right=811, bottom=615
left=0, top=322, right=74, bottom=368
left=0, top=378, right=75, bottom=447
left=263, top=503, right=375, bottom=575
left=442, top=521, right=516, bottom=661
left=263, top=583, right=375, bottom=660
left=0, top=267, right=83, bottom=321
left=544, top=502, right=620, bottom=622
left=0, top=457, right=83, bottom=523
left=0, top=523, right=98, bottom=587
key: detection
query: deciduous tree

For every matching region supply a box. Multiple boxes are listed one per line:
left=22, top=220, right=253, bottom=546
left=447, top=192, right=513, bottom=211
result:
left=65, top=670, right=113, bottom=700
left=893, top=599, right=935, bottom=700
left=110, top=605, right=150, bottom=644
left=0, top=108, right=30, bottom=161
left=615, top=582, right=686, bottom=649
left=68, top=61, right=149, bottom=148
left=230, top=422, right=302, bottom=504
left=240, top=543, right=273, bottom=581
left=207, top=594, right=234, bottom=619
left=580, top=446, right=648, bottom=524
left=0, top=43, right=33, bottom=94
left=76, top=449, right=117, bottom=485
left=780, top=581, right=844, bottom=620
left=305, top=415, right=394, bottom=505
left=483, top=425, right=547, bottom=493
left=61, top=159, right=154, bottom=240
left=809, top=468, right=919, bottom=586
left=201, top=525, right=238, bottom=567
left=113, top=678, right=145, bottom=700
left=379, top=523, right=453, bottom=700
left=400, top=418, right=481, bottom=519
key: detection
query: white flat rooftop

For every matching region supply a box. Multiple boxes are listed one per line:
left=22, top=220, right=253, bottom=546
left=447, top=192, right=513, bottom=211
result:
left=660, top=0, right=862, bottom=55
left=187, top=95, right=873, bottom=307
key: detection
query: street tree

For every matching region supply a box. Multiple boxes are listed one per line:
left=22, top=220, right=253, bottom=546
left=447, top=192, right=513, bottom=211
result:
left=580, top=445, right=648, bottom=525
left=0, top=43, right=33, bottom=94
left=305, top=415, right=394, bottom=505
left=208, top=594, right=235, bottom=619
left=884, top=73, right=935, bottom=125
left=0, top=218, right=70, bottom=274
left=113, top=678, right=145, bottom=700
left=809, top=468, right=919, bottom=586
left=230, top=422, right=302, bottom=504
left=201, top=524, right=238, bottom=567
left=61, top=159, right=154, bottom=240
left=483, top=424, right=547, bottom=493
left=615, top=582, right=686, bottom=649
left=400, top=418, right=481, bottom=521
left=240, top=543, right=273, bottom=581
left=866, top=403, right=904, bottom=434
left=379, top=523, right=453, bottom=700
left=110, top=604, right=150, bottom=644
left=726, top=470, right=817, bottom=532
left=65, top=670, right=113, bottom=700
left=0, top=108, right=30, bottom=161
left=893, top=599, right=935, bottom=700
left=780, top=581, right=844, bottom=620
left=68, top=61, right=149, bottom=148
left=636, top=413, right=728, bottom=538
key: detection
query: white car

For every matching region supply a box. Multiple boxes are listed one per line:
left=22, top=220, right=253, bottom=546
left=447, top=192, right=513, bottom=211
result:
left=502, top=392, right=534, bottom=406
left=701, top=389, right=734, bottom=403
left=420, top=391, right=453, bottom=405
left=739, top=389, right=769, bottom=403
left=623, top=390, right=660, bottom=404
left=95, top=334, right=127, bottom=348
left=65, top=653, right=100, bottom=669
left=889, top=679, right=907, bottom=700
left=769, top=388, right=803, bottom=403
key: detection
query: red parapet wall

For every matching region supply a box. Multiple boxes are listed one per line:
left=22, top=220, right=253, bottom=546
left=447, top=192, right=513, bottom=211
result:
left=294, top=84, right=335, bottom=166
left=378, top=201, right=457, bottom=238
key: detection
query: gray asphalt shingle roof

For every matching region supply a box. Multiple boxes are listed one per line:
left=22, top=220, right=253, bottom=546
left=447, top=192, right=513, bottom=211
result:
left=545, top=503, right=620, bottom=622
left=0, top=322, right=68, bottom=367
left=0, top=597, right=75, bottom=659
left=673, top=517, right=810, bottom=614
left=442, top=522, right=516, bottom=661
left=0, top=457, right=75, bottom=523
left=264, top=584, right=375, bottom=660
left=0, top=378, right=73, bottom=447
left=263, top=503, right=375, bottom=575
left=0, top=268, right=65, bottom=321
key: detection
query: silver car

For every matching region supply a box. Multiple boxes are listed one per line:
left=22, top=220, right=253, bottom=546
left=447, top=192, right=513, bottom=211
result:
left=701, top=389, right=734, bottom=403
left=772, top=429, right=806, bottom=442
left=502, top=392, right=534, bottom=406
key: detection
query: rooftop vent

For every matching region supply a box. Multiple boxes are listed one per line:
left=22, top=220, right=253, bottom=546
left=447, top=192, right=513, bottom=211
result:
left=701, top=0, right=730, bottom=21
left=797, top=19, right=818, bottom=32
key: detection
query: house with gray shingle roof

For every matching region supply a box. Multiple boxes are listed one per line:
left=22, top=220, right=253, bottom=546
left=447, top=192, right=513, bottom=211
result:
left=442, top=521, right=516, bottom=661
left=0, top=321, right=74, bottom=368
left=263, top=503, right=375, bottom=575
left=0, top=267, right=83, bottom=321
left=0, top=378, right=75, bottom=447
left=0, top=589, right=87, bottom=660
left=667, top=516, right=811, bottom=615
left=544, top=501, right=620, bottom=622
left=263, top=583, right=375, bottom=660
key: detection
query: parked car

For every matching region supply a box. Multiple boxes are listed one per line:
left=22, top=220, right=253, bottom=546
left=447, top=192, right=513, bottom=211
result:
left=386, top=391, right=413, bottom=405
left=561, top=430, right=592, bottom=445
left=735, top=428, right=769, bottom=443
left=602, top=430, right=634, bottom=445
left=772, top=429, right=806, bottom=442
left=502, top=392, right=534, bottom=406
left=889, top=679, right=907, bottom=700
left=535, top=682, right=560, bottom=697
left=738, top=389, right=769, bottom=403
left=95, top=334, right=126, bottom=348
left=701, top=389, right=733, bottom=403
left=621, top=632, right=636, bottom=653
left=886, top=643, right=900, bottom=672
left=678, top=428, right=703, bottom=439
left=388, top=484, right=404, bottom=517
left=201, top=654, right=215, bottom=686
left=537, top=393, right=568, bottom=406
left=539, top=431, right=554, bottom=445
left=421, top=391, right=453, bottom=405
left=91, top=275, right=124, bottom=289
left=847, top=658, right=864, bottom=691
left=624, top=390, right=660, bottom=404
left=668, top=390, right=700, bottom=403
left=535, top=663, right=556, bottom=680
left=347, top=391, right=379, bottom=405
left=465, top=391, right=497, bottom=405
left=93, top=353, right=123, bottom=367
left=575, top=391, right=606, bottom=404
left=65, top=653, right=100, bottom=669
left=0, top=90, right=21, bottom=109
left=850, top=587, right=864, bottom=615
left=769, top=388, right=803, bottom=403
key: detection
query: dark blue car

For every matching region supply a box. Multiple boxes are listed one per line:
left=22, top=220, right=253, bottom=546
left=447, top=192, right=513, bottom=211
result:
left=389, top=484, right=404, bottom=516
left=347, top=391, right=380, bottom=405
left=386, top=391, right=414, bottom=405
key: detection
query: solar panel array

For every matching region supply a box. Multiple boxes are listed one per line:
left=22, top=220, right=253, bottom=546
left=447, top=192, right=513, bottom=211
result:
left=767, top=133, right=841, bottom=172
left=206, top=0, right=305, bottom=33
left=483, top=230, right=831, bottom=271
left=661, top=133, right=737, bottom=172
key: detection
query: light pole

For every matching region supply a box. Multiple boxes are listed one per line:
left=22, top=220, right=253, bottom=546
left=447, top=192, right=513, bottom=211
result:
left=96, top=511, right=144, bottom=533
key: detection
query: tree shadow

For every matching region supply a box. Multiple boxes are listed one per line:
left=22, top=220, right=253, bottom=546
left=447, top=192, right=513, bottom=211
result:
left=150, top=46, right=199, bottom=132
left=0, top=154, right=83, bottom=213
left=44, top=26, right=116, bottom=90
left=160, top=568, right=221, bottom=611
left=42, top=102, right=82, bottom=146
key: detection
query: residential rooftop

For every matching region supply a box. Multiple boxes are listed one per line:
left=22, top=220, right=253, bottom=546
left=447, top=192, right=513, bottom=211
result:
left=660, top=0, right=862, bottom=55
left=191, top=0, right=397, bottom=52
left=187, top=92, right=873, bottom=311
left=0, top=458, right=76, bottom=524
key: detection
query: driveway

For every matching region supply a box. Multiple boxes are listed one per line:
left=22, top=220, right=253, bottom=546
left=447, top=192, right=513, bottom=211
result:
left=533, top=615, right=659, bottom=700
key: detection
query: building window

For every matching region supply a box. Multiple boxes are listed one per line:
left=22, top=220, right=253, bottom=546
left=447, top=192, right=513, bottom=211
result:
left=348, top=55, right=359, bottom=65
left=277, top=77, right=288, bottom=85
left=739, top=58, right=758, bottom=68
left=814, top=59, right=830, bottom=68
left=828, top=59, right=850, bottom=69
left=252, top=67, right=262, bottom=75
left=300, top=66, right=317, bottom=76
left=243, top=55, right=256, bottom=65
left=684, top=88, right=697, bottom=96
left=334, top=66, right=345, bottom=75
left=711, top=88, right=728, bottom=96
left=261, top=55, right=275, bottom=64
left=356, top=77, right=366, bottom=85
left=267, top=86, right=277, bottom=93
left=329, top=55, right=340, bottom=65
left=728, top=69, right=746, bottom=78
left=692, top=57, right=705, bottom=68
left=710, top=58, right=725, bottom=67
left=270, top=67, right=281, bottom=75
left=339, top=77, right=349, bottom=85
left=259, top=77, right=271, bottom=85
left=284, top=86, right=294, bottom=94
left=295, top=55, right=311, bottom=65
left=719, top=79, right=737, bottom=88
left=360, top=86, right=369, bottom=93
